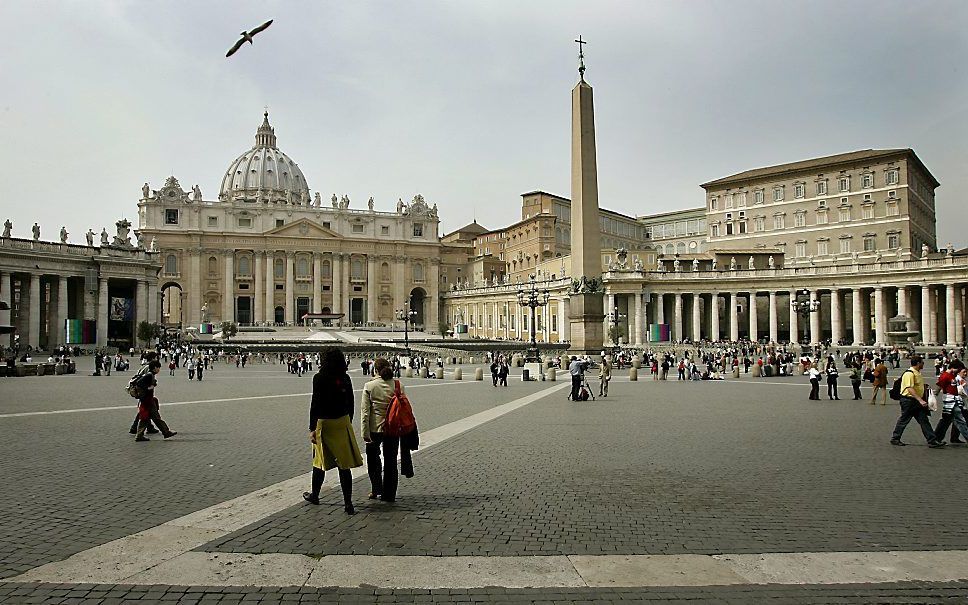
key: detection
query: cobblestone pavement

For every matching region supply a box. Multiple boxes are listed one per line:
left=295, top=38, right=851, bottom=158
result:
left=1, top=580, right=967, bottom=603
left=207, top=377, right=968, bottom=557
left=0, top=359, right=511, bottom=579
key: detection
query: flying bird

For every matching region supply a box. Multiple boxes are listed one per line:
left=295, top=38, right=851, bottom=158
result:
left=226, top=19, right=274, bottom=57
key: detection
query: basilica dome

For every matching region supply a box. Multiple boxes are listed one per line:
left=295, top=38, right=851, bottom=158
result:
left=218, top=112, right=311, bottom=203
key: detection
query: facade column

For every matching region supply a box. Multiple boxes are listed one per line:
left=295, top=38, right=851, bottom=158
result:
left=189, top=251, right=201, bottom=327
left=729, top=292, right=739, bottom=342
left=27, top=274, right=41, bottom=349
left=789, top=290, right=800, bottom=345
left=254, top=252, right=264, bottom=324
left=674, top=293, right=684, bottom=342
left=946, top=284, right=957, bottom=345
left=768, top=291, right=778, bottom=343
left=0, top=272, right=10, bottom=349
left=561, top=297, right=570, bottom=343
left=809, top=290, right=821, bottom=345
left=264, top=252, right=275, bottom=323
left=331, top=253, right=342, bottom=322
left=748, top=292, right=758, bottom=343
left=690, top=293, right=701, bottom=342
left=897, top=285, right=908, bottom=317
left=428, top=260, right=440, bottom=333
left=55, top=275, right=69, bottom=347
left=285, top=253, right=295, bottom=324
left=366, top=256, right=379, bottom=322
left=393, top=256, right=406, bottom=317
left=135, top=280, right=147, bottom=338
left=710, top=293, right=720, bottom=342
left=921, top=285, right=933, bottom=344
left=830, top=289, right=843, bottom=346
left=97, top=277, right=108, bottom=347
left=312, top=253, right=322, bottom=314
left=872, top=286, right=885, bottom=346
left=223, top=253, right=234, bottom=323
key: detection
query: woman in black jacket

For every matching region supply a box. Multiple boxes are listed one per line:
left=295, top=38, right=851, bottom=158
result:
left=304, top=347, right=363, bottom=514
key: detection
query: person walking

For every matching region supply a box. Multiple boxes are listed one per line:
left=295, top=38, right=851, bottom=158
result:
left=362, top=358, right=404, bottom=502
left=849, top=362, right=863, bottom=400
left=195, top=357, right=203, bottom=381
left=490, top=360, right=499, bottom=387
left=825, top=356, right=840, bottom=400
left=498, top=361, right=509, bottom=387
left=304, top=347, right=362, bottom=515
left=129, top=352, right=159, bottom=435
left=598, top=357, right=611, bottom=398
left=871, top=358, right=889, bottom=405
left=807, top=364, right=821, bottom=400
left=891, top=355, right=945, bottom=448
left=933, top=361, right=968, bottom=445
left=134, top=360, right=177, bottom=442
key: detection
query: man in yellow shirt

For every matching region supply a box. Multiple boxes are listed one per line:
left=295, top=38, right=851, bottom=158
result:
left=891, top=355, right=946, bottom=448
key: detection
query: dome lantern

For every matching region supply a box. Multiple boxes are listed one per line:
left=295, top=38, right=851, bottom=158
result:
left=255, top=111, right=277, bottom=149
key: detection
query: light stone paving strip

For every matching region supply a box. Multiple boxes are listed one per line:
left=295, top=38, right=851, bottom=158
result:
left=10, top=381, right=571, bottom=585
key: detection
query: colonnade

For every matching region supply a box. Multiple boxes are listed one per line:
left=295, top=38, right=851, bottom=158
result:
left=457, top=297, right=571, bottom=343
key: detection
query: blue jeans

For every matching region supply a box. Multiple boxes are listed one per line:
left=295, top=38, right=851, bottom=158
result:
left=934, top=404, right=968, bottom=442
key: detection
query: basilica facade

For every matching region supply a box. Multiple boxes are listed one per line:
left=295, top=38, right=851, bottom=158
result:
left=138, top=113, right=445, bottom=332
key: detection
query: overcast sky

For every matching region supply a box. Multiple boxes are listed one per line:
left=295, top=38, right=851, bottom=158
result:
left=2, top=1, right=966, bottom=245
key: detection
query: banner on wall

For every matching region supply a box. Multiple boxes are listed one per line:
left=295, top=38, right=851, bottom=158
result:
left=648, top=323, right=670, bottom=342
left=64, top=319, right=96, bottom=344
left=109, top=297, right=134, bottom=321
left=199, top=323, right=214, bottom=334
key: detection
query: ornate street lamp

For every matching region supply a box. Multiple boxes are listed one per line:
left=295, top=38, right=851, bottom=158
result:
left=607, top=306, right=627, bottom=347
left=517, top=274, right=550, bottom=362
left=395, top=303, right=418, bottom=357
left=790, top=288, right=821, bottom=345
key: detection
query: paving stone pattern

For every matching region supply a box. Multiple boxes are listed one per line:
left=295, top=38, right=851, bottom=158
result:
left=0, top=362, right=508, bottom=579
left=208, top=378, right=968, bottom=557
left=2, top=580, right=968, bottom=603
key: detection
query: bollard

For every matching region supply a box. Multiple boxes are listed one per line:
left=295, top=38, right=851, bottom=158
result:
left=453, top=367, right=462, bottom=380
left=458, top=357, right=463, bottom=364
left=546, top=369, right=556, bottom=381
left=522, top=368, right=530, bottom=381
left=435, top=368, right=444, bottom=379
left=632, top=356, right=641, bottom=369
left=732, top=366, right=740, bottom=378
left=420, top=367, right=429, bottom=378
left=475, top=367, right=484, bottom=381
left=629, top=367, right=638, bottom=381
left=405, top=368, right=414, bottom=378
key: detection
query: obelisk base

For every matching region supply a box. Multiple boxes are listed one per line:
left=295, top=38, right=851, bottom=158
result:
left=567, top=292, right=605, bottom=356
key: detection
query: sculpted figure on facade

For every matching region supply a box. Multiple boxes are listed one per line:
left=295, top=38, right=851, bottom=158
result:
left=113, top=219, right=133, bottom=247
left=192, top=185, right=202, bottom=202
left=693, top=258, right=700, bottom=272
left=397, top=198, right=405, bottom=214
left=59, top=227, right=69, bottom=243
left=314, top=192, right=321, bottom=207
left=368, top=197, right=374, bottom=211
left=100, top=228, right=109, bottom=246
left=634, top=257, right=644, bottom=271
left=673, top=257, right=680, bottom=272
left=729, top=256, right=737, bottom=270
left=2, top=219, right=11, bottom=238
left=922, top=243, right=930, bottom=257
left=340, top=195, right=350, bottom=209
left=768, top=255, right=775, bottom=269
left=748, top=256, right=755, bottom=270
left=947, top=242, right=954, bottom=256
left=135, top=230, right=144, bottom=249
left=331, top=193, right=338, bottom=208
left=149, top=236, right=157, bottom=252
left=85, top=229, right=95, bottom=246
left=32, top=223, right=40, bottom=241
left=142, top=183, right=150, bottom=199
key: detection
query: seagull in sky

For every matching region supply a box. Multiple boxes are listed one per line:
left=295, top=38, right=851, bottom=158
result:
left=226, top=19, right=274, bottom=57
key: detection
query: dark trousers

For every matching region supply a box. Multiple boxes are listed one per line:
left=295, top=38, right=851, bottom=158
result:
left=136, top=404, right=172, bottom=438
left=499, top=374, right=507, bottom=387
left=827, top=376, right=838, bottom=399
left=851, top=380, right=862, bottom=400
left=365, top=432, right=400, bottom=500
left=570, top=375, right=581, bottom=400
left=130, top=413, right=157, bottom=433
left=492, top=373, right=498, bottom=386
left=809, top=378, right=820, bottom=400
left=891, top=397, right=937, bottom=444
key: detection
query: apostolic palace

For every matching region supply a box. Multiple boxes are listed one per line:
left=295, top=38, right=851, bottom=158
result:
left=1, top=76, right=966, bottom=352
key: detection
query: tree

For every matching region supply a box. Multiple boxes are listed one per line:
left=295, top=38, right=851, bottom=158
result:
left=219, top=321, right=238, bottom=340
left=137, top=321, right=162, bottom=346
left=438, top=321, right=451, bottom=337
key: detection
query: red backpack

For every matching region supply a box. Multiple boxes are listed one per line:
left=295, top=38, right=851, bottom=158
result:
left=385, top=380, right=417, bottom=437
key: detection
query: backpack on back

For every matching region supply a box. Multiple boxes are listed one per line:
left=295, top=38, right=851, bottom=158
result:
left=889, top=369, right=912, bottom=401
left=385, top=380, right=417, bottom=437
left=126, top=370, right=148, bottom=399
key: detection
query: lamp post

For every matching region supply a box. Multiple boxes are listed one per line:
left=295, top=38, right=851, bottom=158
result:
left=607, top=306, right=627, bottom=348
left=395, top=302, right=417, bottom=357
left=517, top=274, right=550, bottom=362
left=790, top=288, right=820, bottom=346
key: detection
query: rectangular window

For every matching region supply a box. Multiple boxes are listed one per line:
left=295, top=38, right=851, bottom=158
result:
left=817, top=180, right=828, bottom=195
left=839, top=208, right=850, bottom=222
left=862, top=174, right=873, bottom=188
left=773, top=187, right=783, bottom=202
left=840, top=239, right=851, bottom=254
left=381, top=225, right=389, bottom=235
left=886, top=201, right=900, bottom=216
left=275, top=219, right=284, bottom=228
left=887, top=169, right=899, bottom=185
left=755, top=190, right=764, bottom=204
left=738, top=192, right=747, bottom=207
left=864, top=236, right=876, bottom=251
left=773, top=215, right=785, bottom=229
left=710, top=197, right=718, bottom=210
left=237, top=217, right=252, bottom=228
left=711, top=224, right=719, bottom=237
left=888, top=233, right=900, bottom=248
left=795, top=242, right=806, bottom=257
left=352, top=223, right=364, bottom=233
left=207, top=216, right=218, bottom=227
left=888, top=189, right=897, bottom=198
left=839, top=176, right=850, bottom=192
left=863, top=193, right=872, bottom=201
left=413, top=223, right=423, bottom=237
left=726, top=223, right=734, bottom=235
left=817, top=240, right=828, bottom=255
left=817, top=211, right=828, bottom=225
left=725, top=194, right=734, bottom=209
left=794, top=213, right=805, bottom=227
left=165, top=209, right=179, bottom=225
left=754, top=217, right=765, bottom=231
left=322, top=221, right=331, bottom=229
left=862, top=205, right=874, bottom=219
left=794, top=183, right=804, bottom=198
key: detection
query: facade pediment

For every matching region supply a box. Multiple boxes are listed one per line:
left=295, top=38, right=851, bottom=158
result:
left=264, top=218, right=342, bottom=239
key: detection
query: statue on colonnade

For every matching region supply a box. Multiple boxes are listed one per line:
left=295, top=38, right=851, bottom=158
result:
left=100, top=228, right=110, bottom=246
left=59, top=226, right=69, bottom=243
left=32, top=223, right=40, bottom=241
left=2, top=219, right=11, bottom=238
left=142, top=183, right=150, bottom=199
left=86, top=229, right=95, bottom=246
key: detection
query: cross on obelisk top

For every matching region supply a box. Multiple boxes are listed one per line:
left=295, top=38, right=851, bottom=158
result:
left=575, top=35, right=587, bottom=79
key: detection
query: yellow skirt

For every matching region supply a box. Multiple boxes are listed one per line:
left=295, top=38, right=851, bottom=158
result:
left=312, top=415, right=364, bottom=471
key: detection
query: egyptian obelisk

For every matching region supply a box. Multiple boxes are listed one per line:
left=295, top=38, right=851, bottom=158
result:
left=567, top=37, right=605, bottom=354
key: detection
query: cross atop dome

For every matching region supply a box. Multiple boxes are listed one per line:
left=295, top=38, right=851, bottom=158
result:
left=255, top=110, right=277, bottom=149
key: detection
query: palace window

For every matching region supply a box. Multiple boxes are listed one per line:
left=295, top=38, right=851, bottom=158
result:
left=164, top=254, right=178, bottom=274
left=207, top=216, right=218, bottom=227
left=795, top=242, right=806, bottom=257
left=888, top=233, right=900, bottom=249
left=710, top=196, right=718, bottom=210
left=886, top=200, right=900, bottom=216
left=352, top=223, right=364, bottom=234
left=274, top=258, right=284, bottom=278
left=738, top=192, right=747, bottom=207
left=296, top=258, right=309, bottom=277
left=238, top=256, right=251, bottom=276
left=862, top=173, right=874, bottom=188
left=840, top=238, right=852, bottom=254
left=322, top=221, right=331, bottom=229
left=322, top=260, right=331, bottom=278
left=816, top=180, right=828, bottom=195
left=773, top=214, right=785, bottom=229
left=794, top=212, right=806, bottom=228
left=711, top=224, right=720, bottom=237
left=839, top=207, right=851, bottom=222
left=413, top=223, right=424, bottom=237
left=208, top=256, right=218, bottom=276
left=351, top=259, right=364, bottom=279
left=864, top=235, right=876, bottom=251
left=165, top=209, right=179, bottom=225
left=725, top=194, right=734, bottom=209
left=817, top=209, right=828, bottom=225
left=381, top=225, right=390, bottom=235
left=413, top=263, right=424, bottom=282
left=794, top=183, right=805, bottom=199
left=754, top=190, right=764, bottom=204
left=887, top=169, right=899, bottom=185
left=275, top=219, right=284, bottom=228
left=381, top=262, right=390, bottom=282
left=839, top=176, right=850, bottom=192
left=817, top=240, right=829, bottom=256
left=754, top=217, right=766, bottom=231
left=237, top=217, right=252, bottom=228
left=862, top=204, right=874, bottom=220
left=773, top=186, right=784, bottom=202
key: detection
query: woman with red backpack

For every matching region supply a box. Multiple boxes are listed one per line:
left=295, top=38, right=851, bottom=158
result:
left=362, top=358, right=411, bottom=503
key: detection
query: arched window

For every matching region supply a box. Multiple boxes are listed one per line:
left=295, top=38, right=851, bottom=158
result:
left=676, top=242, right=686, bottom=255
left=381, top=262, right=390, bottom=282
left=413, top=263, right=424, bottom=281
left=351, top=258, right=363, bottom=279
left=238, top=256, right=251, bottom=276
left=165, top=254, right=178, bottom=274
left=208, top=256, right=218, bottom=276
left=274, top=257, right=284, bottom=278
left=322, top=260, right=331, bottom=278
left=297, top=257, right=309, bottom=277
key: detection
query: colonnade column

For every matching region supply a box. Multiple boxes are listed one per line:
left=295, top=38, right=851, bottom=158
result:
left=897, top=286, right=908, bottom=317
left=946, top=284, right=957, bottom=346
left=748, top=292, right=758, bottom=343
left=223, top=253, right=234, bottom=323
left=427, top=260, right=440, bottom=333
left=561, top=297, right=570, bottom=343
left=97, top=277, right=108, bottom=347
left=285, top=253, right=295, bottom=324
left=655, top=294, right=665, bottom=326
left=312, top=253, right=322, bottom=314
left=809, top=290, right=821, bottom=345
left=929, top=287, right=939, bottom=345
left=873, top=286, right=885, bottom=346
left=830, top=289, right=843, bottom=346
left=674, top=293, right=683, bottom=342
left=146, top=282, right=157, bottom=326
left=710, top=293, right=720, bottom=341
left=692, top=293, right=701, bottom=342
left=851, top=288, right=862, bottom=346
left=254, top=252, right=264, bottom=324
left=789, top=290, right=800, bottom=345
left=55, top=275, right=69, bottom=347
left=955, top=288, right=964, bottom=346
left=921, top=285, right=932, bottom=344
left=633, top=293, right=643, bottom=345
left=28, top=274, right=40, bottom=348
left=0, top=272, right=10, bottom=348
left=768, top=291, right=778, bottom=343
left=729, top=292, right=739, bottom=342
